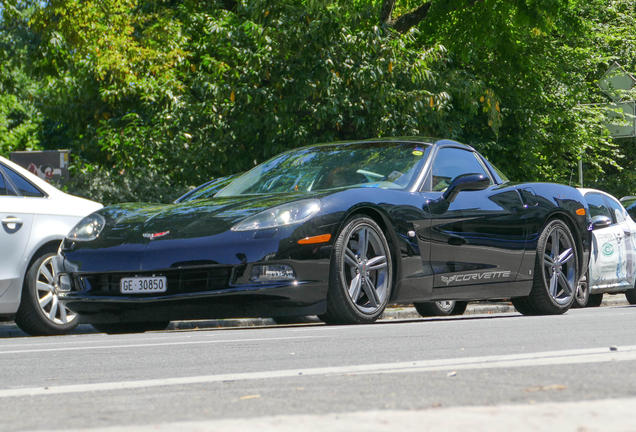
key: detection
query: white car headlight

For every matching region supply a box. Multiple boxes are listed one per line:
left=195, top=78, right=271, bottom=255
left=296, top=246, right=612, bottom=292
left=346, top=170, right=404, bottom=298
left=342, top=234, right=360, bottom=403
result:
left=232, top=199, right=321, bottom=231
left=66, top=214, right=106, bottom=242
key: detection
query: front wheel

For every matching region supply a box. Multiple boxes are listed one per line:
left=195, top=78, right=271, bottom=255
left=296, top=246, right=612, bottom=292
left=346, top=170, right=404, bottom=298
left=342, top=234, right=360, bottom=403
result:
left=512, top=219, right=579, bottom=315
left=413, top=301, right=468, bottom=317
left=319, top=216, right=393, bottom=325
left=15, top=252, right=79, bottom=336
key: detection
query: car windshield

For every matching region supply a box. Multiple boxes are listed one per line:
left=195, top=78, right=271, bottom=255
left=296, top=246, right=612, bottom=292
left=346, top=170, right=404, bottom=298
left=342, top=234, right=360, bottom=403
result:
left=176, top=174, right=242, bottom=203
left=621, top=196, right=636, bottom=219
left=217, top=142, right=431, bottom=197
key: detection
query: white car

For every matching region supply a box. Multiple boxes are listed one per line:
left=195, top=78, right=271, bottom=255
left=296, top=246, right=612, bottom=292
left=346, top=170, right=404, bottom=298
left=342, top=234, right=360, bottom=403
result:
left=0, top=156, right=102, bottom=335
left=575, top=188, right=636, bottom=307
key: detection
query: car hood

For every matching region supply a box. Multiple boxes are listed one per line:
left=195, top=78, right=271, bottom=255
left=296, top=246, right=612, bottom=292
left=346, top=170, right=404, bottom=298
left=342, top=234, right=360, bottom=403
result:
left=97, top=193, right=325, bottom=243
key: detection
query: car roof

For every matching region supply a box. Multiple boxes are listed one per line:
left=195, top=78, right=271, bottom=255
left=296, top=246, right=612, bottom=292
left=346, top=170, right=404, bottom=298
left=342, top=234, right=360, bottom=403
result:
left=292, top=137, right=475, bottom=152
left=578, top=188, right=625, bottom=205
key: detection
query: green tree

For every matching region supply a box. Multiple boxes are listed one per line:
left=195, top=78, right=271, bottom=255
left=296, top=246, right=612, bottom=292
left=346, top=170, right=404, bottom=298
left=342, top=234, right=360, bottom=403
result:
left=0, top=1, right=43, bottom=154
left=14, top=0, right=500, bottom=203
left=2, top=0, right=635, bottom=203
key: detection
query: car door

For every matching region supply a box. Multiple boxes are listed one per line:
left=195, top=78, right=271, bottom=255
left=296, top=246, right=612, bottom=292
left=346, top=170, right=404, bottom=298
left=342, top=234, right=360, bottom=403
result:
left=585, top=192, right=627, bottom=291
left=416, top=147, right=527, bottom=295
left=0, top=164, right=35, bottom=297
left=604, top=194, right=636, bottom=288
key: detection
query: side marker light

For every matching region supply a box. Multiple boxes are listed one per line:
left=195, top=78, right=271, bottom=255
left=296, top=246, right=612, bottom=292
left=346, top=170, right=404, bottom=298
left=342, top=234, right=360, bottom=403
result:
left=298, top=234, right=331, bottom=245
left=576, top=208, right=586, bottom=216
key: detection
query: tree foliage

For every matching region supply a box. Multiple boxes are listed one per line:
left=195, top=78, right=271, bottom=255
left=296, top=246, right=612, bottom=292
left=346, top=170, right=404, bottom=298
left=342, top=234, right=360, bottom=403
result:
left=0, top=1, right=43, bottom=155
left=1, top=0, right=635, bottom=203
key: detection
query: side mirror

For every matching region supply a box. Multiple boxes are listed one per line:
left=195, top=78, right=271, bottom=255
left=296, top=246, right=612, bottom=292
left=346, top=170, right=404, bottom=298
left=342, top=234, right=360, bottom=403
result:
left=442, top=174, right=491, bottom=203
left=590, top=215, right=612, bottom=231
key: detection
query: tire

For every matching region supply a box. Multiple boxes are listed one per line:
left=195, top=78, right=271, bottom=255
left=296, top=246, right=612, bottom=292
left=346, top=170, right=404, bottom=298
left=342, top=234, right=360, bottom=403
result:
left=572, top=273, right=589, bottom=308
left=626, top=289, right=636, bottom=305
left=15, top=252, right=80, bottom=336
left=414, top=301, right=468, bottom=317
left=511, top=297, right=536, bottom=315
left=587, top=293, right=604, bottom=307
left=91, top=321, right=170, bottom=334
left=511, top=219, right=579, bottom=315
left=319, top=216, right=393, bottom=325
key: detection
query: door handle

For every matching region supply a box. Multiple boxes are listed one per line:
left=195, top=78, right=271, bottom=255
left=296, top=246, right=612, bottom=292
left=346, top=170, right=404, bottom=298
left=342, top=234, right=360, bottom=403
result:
left=2, top=217, right=23, bottom=232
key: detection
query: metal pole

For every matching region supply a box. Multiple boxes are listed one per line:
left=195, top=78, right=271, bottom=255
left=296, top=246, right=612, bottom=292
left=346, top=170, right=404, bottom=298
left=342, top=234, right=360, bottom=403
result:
left=578, top=159, right=583, bottom=187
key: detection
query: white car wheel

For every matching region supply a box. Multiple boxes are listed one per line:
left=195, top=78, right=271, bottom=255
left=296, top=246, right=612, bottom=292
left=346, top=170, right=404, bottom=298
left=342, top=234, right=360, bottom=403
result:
left=15, top=252, right=79, bottom=336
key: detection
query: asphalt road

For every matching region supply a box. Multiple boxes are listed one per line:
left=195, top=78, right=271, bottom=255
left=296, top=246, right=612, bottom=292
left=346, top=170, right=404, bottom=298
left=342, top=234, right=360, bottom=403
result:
left=1, top=305, right=635, bottom=432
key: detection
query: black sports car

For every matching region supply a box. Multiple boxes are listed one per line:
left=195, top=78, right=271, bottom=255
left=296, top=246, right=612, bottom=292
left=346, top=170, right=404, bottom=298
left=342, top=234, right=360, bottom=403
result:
left=57, top=138, right=592, bottom=333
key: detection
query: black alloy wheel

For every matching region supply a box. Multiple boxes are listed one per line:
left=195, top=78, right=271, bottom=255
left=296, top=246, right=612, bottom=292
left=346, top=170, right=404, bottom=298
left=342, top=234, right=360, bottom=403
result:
left=512, top=219, right=579, bottom=315
left=413, top=300, right=468, bottom=317
left=319, top=216, right=393, bottom=324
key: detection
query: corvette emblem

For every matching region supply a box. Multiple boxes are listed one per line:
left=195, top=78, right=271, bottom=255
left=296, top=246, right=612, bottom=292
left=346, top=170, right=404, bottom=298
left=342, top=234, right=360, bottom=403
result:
left=143, top=231, right=170, bottom=240
left=441, top=271, right=511, bottom=286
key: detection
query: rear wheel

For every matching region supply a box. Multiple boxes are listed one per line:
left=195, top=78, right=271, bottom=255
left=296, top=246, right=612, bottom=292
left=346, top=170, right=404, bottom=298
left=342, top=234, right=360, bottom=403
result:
left=512, top=219, right=578, bottom=315
left=587, top=293, right=604, bottom=308
left=91, top=321, right=170, bottom=334
left=572, top=273, right=589, bottom=308
left=626, top=289, right=636, bottom=305
left=413, top=301, right=468, bottom=317
left=319, top=216, right=392, bottom=325
left=15, top=253, right=79, bottom=336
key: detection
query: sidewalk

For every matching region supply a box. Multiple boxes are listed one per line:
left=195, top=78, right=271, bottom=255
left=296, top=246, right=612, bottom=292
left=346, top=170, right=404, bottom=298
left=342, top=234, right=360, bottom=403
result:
left=0, top=295, right=631, bottom=337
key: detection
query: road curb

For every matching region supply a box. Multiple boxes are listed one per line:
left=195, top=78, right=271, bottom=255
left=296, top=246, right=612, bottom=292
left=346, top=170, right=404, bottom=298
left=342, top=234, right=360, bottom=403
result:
left=0, top=295, right=631, bottom=336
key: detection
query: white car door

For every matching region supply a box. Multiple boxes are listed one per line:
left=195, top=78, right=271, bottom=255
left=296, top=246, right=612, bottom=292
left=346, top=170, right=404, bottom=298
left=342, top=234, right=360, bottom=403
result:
left=0, top=167, right=35, bottom=297
left=586, top=192, right=629, bottom=291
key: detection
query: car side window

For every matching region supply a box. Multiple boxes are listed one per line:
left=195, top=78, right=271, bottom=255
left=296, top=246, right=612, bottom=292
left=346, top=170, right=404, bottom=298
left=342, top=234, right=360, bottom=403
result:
left=0, top=171, right=7, bottom=196
left=1, top=164, right=45, bottom=198
left=605, top=195, right=626, bottom=224
left=426, top=148, right=491, bottom=192
left=585, top=193, right=612, bottom=221
left=0, top=168, right=18, bottom=196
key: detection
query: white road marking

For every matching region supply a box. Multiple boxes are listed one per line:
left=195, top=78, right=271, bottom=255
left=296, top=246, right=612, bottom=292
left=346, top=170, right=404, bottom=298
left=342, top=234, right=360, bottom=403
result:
left=28, top=397, right=636, bottom=432
left=2, top=345, right=635, bottom=399
left=0, top=335, right=325, bottom=355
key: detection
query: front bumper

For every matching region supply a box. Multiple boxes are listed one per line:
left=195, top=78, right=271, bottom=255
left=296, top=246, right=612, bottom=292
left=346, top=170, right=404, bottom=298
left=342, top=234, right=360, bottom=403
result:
left=58, top=259, right=330, bottom=324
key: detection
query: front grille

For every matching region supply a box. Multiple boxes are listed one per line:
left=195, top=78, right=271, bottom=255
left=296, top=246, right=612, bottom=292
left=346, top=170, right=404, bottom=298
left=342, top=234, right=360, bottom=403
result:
left=74, top=267, right=233, bottom=296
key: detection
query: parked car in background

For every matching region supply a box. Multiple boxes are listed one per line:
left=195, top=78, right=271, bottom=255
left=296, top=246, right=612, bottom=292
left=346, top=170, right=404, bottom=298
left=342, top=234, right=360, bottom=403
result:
left=57, top=138, right=591, bottom=334
left=576, top=189, right=636, bottom=307
left=0, top=156, right=102, bottom=335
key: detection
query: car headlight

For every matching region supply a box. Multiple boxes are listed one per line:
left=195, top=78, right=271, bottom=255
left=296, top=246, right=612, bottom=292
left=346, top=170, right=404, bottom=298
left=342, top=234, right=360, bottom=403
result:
left=66, top=214, right=106, bottom=242
left=232, top=199, right=321, bottom=231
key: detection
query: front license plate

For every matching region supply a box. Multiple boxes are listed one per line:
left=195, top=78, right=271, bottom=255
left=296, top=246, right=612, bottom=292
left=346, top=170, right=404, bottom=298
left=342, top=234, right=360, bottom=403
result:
left=120, top=276, right=167, bottom=294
